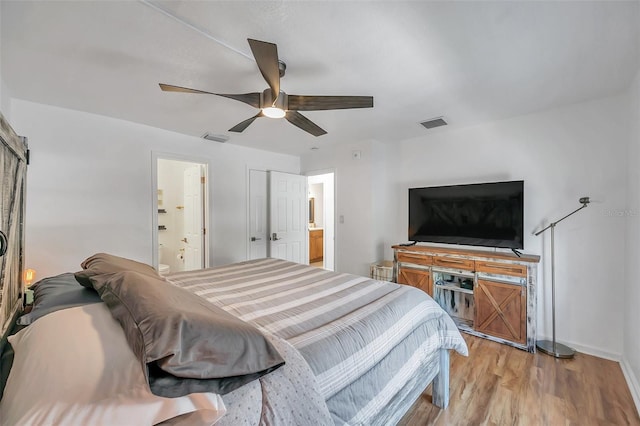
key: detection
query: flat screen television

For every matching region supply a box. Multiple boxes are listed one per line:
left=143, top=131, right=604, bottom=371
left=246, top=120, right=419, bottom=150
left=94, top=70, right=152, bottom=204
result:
left=408, top=180, right=524, bottom=249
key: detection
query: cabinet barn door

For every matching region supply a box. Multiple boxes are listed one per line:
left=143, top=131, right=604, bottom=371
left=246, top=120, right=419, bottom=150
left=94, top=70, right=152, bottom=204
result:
left=475, top=279, right=526, bottom=344
left=397, top=268, right=432, bottom=296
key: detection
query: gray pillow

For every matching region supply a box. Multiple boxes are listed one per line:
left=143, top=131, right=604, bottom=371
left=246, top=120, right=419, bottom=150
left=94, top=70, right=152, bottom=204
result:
left=17, top=273, right=103, bottom=325
left=75, top=253, right=160, bottom=288
left=88, top=271, right=285, bottom=397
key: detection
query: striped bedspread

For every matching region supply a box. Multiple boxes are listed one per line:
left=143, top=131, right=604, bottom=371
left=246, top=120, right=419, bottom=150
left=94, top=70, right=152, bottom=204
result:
left=167, top=258, right=468, bottom=425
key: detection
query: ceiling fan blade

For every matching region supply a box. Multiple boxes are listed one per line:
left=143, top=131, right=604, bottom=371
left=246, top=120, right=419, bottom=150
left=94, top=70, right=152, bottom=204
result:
left=229, top=112, right=263, bottom=133
left=214, top=93, right=261, bottom=108
left=288, top=95, right=374, bottom=111
left=247, top=39, right=280, bottom=98
left=160, top=84, right=261, bottom=108
left=285, top=111, right=327, bottom=137
left=159, top=83, right=215, bottom=94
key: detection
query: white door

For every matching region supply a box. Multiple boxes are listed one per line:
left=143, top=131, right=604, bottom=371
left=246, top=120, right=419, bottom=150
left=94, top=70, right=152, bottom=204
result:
left=183, top=165, right=204, bottom=270
left=268, top=171, right=308, bottom=263
left=249, top=169, right=268, bottom=259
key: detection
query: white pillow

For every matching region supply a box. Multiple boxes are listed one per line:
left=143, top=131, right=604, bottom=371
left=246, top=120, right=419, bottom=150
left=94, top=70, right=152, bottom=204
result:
left=0, top=303, right=226, bottom=426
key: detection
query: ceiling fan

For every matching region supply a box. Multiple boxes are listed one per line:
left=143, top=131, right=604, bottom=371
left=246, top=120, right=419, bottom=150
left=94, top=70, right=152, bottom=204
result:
left=159, top=38, right=374, bottom=137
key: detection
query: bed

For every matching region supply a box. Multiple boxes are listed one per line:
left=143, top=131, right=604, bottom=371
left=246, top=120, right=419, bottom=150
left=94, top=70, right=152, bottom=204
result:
left=0, top=112, right=468, bottom=425
left=167, top=258, right=468, bottom=424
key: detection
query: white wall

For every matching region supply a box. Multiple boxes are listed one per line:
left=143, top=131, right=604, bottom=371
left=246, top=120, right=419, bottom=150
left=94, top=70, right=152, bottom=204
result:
left=11, top=99, right=300, bottom=278
left=0, top=78, right=10, bottom=121
left=303, top=94, right=629, bottom=358
left=624, top=68, right=640, bottom=411
left=302, top=140, right=391, bottom=276
left=371, top=141, right=394, bottom=265
left=0, top=70, right=10, bottom=120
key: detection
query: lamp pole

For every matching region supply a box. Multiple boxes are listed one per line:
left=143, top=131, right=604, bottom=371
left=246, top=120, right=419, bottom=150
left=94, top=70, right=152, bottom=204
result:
left=534, top=197, right=590, bottom=359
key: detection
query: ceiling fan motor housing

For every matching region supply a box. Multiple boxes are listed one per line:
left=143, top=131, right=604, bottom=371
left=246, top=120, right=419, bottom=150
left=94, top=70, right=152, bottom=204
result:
left=261, top=88, right=288, bottom=110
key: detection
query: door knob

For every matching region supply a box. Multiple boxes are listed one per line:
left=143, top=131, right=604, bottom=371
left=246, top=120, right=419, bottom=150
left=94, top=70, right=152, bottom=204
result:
left=251, top=237, right=262, bottom=242
left=181, top=237, right=188, bottom=243
left=271, top=233, right=281, bottom=241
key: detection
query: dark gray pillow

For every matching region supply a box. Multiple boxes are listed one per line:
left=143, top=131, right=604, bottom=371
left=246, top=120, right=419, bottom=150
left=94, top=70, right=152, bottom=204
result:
left=88, top=271, right=285, bottom=397
left=75, top=253, right=160, bottom=288
left=17, top=273, right=103, bottom=325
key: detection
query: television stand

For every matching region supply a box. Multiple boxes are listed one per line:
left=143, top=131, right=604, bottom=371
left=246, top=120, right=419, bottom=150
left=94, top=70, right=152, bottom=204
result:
left=392, top=244, right=540, bottom=352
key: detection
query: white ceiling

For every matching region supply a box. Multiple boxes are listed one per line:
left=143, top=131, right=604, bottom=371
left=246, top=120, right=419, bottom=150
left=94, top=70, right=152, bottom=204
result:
left=2, top=1, right=639, bottom=156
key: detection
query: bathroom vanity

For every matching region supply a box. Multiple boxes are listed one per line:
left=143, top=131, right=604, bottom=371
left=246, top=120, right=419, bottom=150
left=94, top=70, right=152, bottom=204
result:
left=309, top=228, right=323, bottom=263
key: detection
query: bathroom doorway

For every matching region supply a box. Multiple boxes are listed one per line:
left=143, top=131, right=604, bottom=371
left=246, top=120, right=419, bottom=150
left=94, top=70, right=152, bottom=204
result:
left=307, top=172, right=335, bottom=271
left=153, top=156, right=209, bottom=275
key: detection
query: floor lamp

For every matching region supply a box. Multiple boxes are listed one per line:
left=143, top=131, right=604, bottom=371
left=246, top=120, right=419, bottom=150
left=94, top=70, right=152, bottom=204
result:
left=534, top=196, right=590, bottom=359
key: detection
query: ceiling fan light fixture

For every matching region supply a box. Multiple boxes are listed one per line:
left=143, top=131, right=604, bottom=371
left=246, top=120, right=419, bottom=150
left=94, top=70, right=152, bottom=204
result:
left=262, top=107, right=286, bottom=119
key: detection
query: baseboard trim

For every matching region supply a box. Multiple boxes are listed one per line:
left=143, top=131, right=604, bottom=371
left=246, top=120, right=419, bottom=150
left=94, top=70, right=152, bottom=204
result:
left=536, top=336, right=621, bottom=361
left=569, top=342, right=620, bottom=362
left=621, top=358, right=640, bottom=417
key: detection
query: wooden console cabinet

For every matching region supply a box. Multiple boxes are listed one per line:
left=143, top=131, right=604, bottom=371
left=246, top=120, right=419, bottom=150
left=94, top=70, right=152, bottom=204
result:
left=393, top=245, right=539, bottom=352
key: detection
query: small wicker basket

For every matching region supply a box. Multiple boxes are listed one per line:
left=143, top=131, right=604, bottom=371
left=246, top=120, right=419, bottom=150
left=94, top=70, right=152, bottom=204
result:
left=370, top=260, right=394, bottom=282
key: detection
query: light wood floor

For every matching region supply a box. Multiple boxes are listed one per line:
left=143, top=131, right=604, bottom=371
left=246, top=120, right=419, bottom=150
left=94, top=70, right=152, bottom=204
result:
left=399, top=335, right=640, bottom=425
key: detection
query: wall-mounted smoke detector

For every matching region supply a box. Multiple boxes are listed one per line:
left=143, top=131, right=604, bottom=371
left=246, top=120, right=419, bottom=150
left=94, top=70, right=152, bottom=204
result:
left=201, top=132, right=229, bottom=143
left=420, top=117, right=448, bottom=130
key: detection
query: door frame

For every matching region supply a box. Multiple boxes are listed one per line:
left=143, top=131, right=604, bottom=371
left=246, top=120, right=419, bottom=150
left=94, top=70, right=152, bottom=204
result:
left=151, top=151, right=210, bottom=270
left=306, top=168, right=336, bottom=271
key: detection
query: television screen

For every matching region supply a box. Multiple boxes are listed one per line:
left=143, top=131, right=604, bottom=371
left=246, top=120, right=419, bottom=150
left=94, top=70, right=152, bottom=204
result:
left=408, top=180, right=524, bottom=249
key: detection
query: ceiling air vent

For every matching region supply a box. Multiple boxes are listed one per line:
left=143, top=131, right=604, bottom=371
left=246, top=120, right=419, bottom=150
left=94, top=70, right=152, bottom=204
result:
left=420, top=117, right=448, bottom=130
left=202, top=132, right=229, bottom=143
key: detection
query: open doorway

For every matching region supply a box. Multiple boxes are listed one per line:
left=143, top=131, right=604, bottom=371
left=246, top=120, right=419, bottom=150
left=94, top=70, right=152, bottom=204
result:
left=153, top=156, right=208, bottom=275
left=307, top=172, right=335, bottom=271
